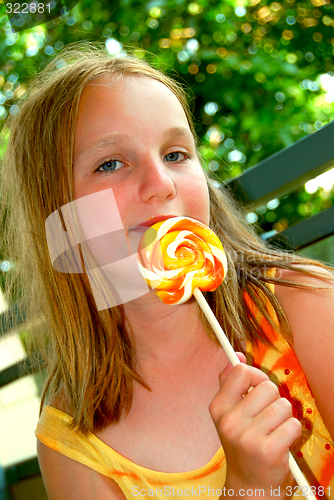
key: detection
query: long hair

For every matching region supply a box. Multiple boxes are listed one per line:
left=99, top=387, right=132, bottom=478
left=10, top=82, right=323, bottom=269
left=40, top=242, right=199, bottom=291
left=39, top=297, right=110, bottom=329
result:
left=1, top=42, right=333, bottom=433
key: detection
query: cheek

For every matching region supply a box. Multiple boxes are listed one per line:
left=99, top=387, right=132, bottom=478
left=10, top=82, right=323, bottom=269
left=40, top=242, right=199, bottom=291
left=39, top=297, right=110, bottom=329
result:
left=184, top=173, right=210, bottom=223
left=109, top=186, right=131, bottom=223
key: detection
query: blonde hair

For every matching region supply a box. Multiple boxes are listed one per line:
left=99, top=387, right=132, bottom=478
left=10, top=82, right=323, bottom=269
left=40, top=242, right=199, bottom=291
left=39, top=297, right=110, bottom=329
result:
left=1, top=42, right=332, bottom=433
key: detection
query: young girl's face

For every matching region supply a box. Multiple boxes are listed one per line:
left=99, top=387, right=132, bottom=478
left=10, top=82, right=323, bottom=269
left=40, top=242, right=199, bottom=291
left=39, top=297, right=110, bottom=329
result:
left=73, top=75, right=210, bottom=244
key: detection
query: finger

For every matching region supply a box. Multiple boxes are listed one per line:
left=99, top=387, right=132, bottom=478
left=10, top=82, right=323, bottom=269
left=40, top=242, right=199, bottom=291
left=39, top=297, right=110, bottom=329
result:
left=238, top=379, right=281, bottom=418
left=218, top=352, right=247, bottom=387
left=237, top=352, right=247, bottom=364
left=264, top=417, right=302, bottom=465
left=217, top=363, right=270, bottom=410
left=254, top=396, right=294, bottom=434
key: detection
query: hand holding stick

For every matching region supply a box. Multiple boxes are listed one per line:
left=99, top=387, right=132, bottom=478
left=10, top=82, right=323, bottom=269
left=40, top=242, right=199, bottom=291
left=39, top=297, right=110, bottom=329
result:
left=194, top=287, right=315, bottom=499
left=138, top=217, right=315, bottom=498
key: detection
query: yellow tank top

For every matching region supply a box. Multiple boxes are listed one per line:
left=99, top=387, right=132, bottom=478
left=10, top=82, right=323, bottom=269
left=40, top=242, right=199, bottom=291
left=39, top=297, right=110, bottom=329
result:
left=36, top=290, right=334, bottom=499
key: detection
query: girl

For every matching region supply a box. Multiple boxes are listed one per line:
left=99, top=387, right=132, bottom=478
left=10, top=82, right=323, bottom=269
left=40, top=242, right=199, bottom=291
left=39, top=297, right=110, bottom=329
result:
left=1, top=42, right=334, bottom=500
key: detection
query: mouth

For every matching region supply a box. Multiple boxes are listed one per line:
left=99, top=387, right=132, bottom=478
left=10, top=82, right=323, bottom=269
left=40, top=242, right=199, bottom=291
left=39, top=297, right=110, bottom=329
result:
left=138, top=215, right=178, bottom=227
left=126, top=216, right=178, bottom=252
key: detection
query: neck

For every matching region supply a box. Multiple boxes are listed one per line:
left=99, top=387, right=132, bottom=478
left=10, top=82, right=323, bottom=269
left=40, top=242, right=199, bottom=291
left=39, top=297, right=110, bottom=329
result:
left=124, top=292, right=211, bottom=364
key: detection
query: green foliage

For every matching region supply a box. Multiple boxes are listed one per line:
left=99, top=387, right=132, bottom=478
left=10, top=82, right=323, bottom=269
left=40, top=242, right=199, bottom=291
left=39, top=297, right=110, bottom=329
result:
left=246, top=184, right=334, bottom=235
left=0, top=0, right=333, bottom=241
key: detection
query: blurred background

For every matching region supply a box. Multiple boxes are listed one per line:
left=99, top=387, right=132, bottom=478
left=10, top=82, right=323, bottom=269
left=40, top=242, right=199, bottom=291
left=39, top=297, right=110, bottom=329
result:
left=0, top=0, right=333, bottom=497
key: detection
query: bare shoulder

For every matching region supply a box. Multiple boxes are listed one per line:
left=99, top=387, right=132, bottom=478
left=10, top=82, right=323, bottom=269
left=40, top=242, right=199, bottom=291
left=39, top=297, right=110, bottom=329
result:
left=275, top=263, right=334, bottom=287
left=37, top=440, right=126, bottom=500
left=274, top=264, right=334, bottom=340
left=274, top=263, right=334, bottom=439
left=274, top=264, right=334, bottom=316
left=274, top=264, right=334, bottom=329
left=40, top=389, right=126, bottom=498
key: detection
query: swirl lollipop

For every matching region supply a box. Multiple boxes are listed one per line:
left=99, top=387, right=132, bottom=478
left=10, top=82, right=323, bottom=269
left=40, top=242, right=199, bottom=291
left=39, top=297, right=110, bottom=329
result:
left=137, top=216, right=314, bottom=497
left=137, top=217, right=238, bottom=364
left=137, top=217, right=227, bottom=305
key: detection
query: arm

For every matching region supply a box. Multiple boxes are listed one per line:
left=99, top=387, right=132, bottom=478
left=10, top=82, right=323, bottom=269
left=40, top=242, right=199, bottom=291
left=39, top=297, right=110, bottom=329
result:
left=275, top=266, right=334, bottom=439
left=37, top=441, right=127, bottom=500
left=209, top=355, right=301, bottom=499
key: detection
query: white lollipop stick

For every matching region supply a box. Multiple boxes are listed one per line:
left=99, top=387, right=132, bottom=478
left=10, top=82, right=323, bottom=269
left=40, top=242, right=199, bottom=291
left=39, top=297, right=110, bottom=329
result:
left=137, top=217, right=314, bottom=497
left=193, top=287, right=315, bottom=498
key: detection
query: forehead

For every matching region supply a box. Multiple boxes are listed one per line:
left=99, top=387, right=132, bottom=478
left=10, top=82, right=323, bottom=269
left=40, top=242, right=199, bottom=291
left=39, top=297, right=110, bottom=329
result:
left=74, top=75, right=194, bottom=155
left=77, top=75, right=189, bottom=123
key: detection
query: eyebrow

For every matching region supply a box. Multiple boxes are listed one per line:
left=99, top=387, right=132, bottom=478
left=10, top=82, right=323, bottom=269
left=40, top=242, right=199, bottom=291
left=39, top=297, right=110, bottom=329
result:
left=77, top=133, right=129, bottom=161
left=76, top=127, right=194, bottom=162
left=164, top=127, right=194, bottom=143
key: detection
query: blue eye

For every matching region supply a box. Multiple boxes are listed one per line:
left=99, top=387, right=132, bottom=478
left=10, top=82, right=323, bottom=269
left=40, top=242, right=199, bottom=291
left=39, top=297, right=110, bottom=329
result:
left=164, top=152, right=188, bottom=162
left=96, top=159, right=124, bottom=173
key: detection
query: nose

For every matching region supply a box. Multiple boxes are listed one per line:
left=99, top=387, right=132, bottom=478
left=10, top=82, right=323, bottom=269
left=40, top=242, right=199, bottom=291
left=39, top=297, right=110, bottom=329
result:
left=139, top=156, right=177, bottom=202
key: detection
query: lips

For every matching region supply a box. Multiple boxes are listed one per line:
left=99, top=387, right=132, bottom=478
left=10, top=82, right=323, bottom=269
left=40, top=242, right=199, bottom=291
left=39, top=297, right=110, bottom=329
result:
left=127, top=215, right=178, bottom=251
left=138, top=215, right=177, bottom=227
